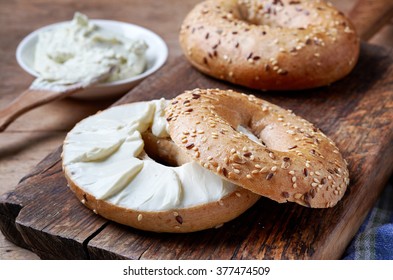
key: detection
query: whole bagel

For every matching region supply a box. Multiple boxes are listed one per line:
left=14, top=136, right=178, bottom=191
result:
left=62, top=100, right=260, bottom=233
left=166, top=89, right=350, bottom=208
left=179, top=0, right=360, bottom=90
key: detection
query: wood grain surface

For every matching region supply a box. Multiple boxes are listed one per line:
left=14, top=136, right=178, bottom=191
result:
left=0, top=0, right=392, bottom=260
left=1, top=42, right=392, bottom=259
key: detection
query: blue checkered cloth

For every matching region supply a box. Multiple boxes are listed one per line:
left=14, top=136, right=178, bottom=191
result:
left=343, top=179, right=393, bottom=260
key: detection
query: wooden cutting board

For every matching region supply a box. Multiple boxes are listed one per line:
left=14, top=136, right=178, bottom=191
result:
left=0, top=43, right=392, bottom=260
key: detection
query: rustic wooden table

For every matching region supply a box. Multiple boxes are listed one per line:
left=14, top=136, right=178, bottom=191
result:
left=0, top=0, right=392, bottom=260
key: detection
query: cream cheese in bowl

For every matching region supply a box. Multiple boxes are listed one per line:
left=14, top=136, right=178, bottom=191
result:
left=34, top=12, right=147, bottom=86
left=16, top=13, right=168, bottom=99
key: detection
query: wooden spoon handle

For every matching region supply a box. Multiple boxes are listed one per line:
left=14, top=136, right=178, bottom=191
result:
left=349, top=0, right=393, bottom=41
left=0, top=87, right=78, bottom=132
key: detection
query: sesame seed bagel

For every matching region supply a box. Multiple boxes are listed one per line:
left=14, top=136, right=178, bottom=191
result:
left=166, top=89, right=350, bottom=208
left=62, top=101, right=260, bottom=233
left=179, top=0, right=360, bottom=90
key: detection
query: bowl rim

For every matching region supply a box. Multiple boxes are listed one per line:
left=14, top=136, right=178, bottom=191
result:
left=15, top=18, right=168, bottom=88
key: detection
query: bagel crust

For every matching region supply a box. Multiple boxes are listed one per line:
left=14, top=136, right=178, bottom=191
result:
left=179, top=0, right=360, bottom=90
left=166, top=89, right=350, bottom=208
left=67, top=177, right=259, bottom=233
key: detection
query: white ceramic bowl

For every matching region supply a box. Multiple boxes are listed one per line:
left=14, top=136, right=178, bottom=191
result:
left=16, top=19, right=168, bottom=100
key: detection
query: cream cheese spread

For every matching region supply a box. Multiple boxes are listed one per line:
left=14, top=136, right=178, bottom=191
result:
left=62, top=99, right=237, bottom=212
left=34, top=12, right=147, bottom=87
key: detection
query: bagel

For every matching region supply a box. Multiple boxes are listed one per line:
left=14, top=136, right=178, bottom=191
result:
left=62, top=99, right=260, bottom=233
left=166, top=89, right=350, bottom=208
left=179, top=0, right=360, bottom=90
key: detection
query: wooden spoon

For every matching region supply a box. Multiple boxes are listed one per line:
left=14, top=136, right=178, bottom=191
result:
left=0, top=70, right=112, bottom=132
left=349, top=0, right=393, bottom=41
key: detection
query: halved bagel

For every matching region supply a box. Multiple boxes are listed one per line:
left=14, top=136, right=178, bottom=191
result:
left=62, top=100, right=260, bottom=232
left=166, top=89, right=350, bottom=208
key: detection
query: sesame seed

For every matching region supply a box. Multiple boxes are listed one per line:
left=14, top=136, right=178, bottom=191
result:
left=246, top=174, right=252, bottom=179
left=282, top=191, right=290, bottom=198
left=311, top=182, right=318, bottom=187
left=293, top=183, right=298, bottom=188
left=294, top=193, right=303, bottom=199
left=278, top=69, right=288, bottom=75
left=81, top=199, right=86, bottom=204
left=266, top=172, right=274, bottom=180
left=175, top=215, right=183, bottom=224
left=243, top=152, right=252, bottom=157
left=289, top=170, right=295, bottom=175
left=93, top=209, right=98, bottom=214
left=137, top=214, right=143, bottom=221
left=292, top=176, right=297, bottom=182
left=271, top=166, right=278, bottom=172
left=315, top=171, right=321, bottom=176
left=259, top=166, right=268, bottom=173
left=269, top=152, right=275, bottom=159
left=235, top=192, right=241, bottom=197
left=186, top=143, right=194, bottom=149
left=233, top=168, right=240, bottom=174
left=173, top=212, right=179, bottom=217
left=255, top=164, right=262, bottom=169
left=279, top=160, right=287, bottom=169
left=313, top=178, right=320, bottom=183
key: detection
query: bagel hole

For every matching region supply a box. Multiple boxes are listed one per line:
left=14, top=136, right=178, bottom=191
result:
left=140, top=131, right=190, bottom=167
left=237, top=125, right=266, bottom=146
left=259, top=124, right=299, bottom=152
left=239, top=122, right=302, bottom=153
left=235, top=1, right=313, bottom=29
